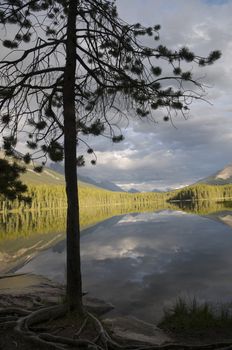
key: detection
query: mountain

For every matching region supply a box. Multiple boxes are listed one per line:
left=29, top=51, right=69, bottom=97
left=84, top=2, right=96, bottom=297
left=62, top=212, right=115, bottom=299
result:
left=21, top=164, right=65, bottom=186
left=152, top=189, right=163, bottom=193
left=21, top=164, right=102, bottom=188
left=128, top=188, right=140, bottom=193
left=49, top=163, right=124, bottom=192
left=21, top=165, right=104, bottom=189
left=198, top=163, right=232, bottom=185
left=94, top=180, right=124, bottom=192
left=0, top=152, right=101, bottom=188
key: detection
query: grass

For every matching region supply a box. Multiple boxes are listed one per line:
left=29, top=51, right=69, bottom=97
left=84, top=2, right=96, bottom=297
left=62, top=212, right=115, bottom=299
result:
left=159, top=297, right=232, bottom=333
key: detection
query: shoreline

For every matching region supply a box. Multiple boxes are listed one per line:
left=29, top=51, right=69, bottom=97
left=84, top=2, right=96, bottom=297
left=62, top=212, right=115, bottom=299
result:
left=0, top=273, right=170, bottom=346
left=1, top=273, right=232, bottom=348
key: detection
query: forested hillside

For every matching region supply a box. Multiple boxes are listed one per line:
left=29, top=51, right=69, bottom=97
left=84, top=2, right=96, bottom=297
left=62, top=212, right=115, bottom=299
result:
left=169, top=183, right=232, bottom=201
left=2, top=153, right=232, bottom=213
left=0, top=183, right=171, bottom=212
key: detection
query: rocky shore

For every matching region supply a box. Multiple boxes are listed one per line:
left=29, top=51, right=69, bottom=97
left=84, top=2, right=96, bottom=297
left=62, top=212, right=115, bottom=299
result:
left=0, top=273, right=170, bottom=349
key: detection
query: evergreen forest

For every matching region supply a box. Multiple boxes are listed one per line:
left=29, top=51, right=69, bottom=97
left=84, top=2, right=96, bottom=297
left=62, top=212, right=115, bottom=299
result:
left=1, top=181, right=232, bottom=213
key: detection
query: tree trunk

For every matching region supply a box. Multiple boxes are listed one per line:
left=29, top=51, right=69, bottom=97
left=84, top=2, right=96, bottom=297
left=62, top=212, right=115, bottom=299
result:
left=63, top=0, right=83, bottom=313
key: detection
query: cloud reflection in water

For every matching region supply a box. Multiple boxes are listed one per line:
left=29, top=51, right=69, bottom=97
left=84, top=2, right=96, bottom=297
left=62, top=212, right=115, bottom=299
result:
left=18, top=210, right=232, bottom=323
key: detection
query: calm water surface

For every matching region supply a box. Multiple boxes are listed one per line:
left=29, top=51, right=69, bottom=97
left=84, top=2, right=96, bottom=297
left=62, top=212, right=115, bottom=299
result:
left=5, top=206, right=232, bottom=323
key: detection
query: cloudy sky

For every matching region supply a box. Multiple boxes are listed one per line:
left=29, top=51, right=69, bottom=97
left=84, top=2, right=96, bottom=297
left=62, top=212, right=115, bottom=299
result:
left=78, top=0, right=232, bottom=191
left=1, top=0, right=231, bottom=192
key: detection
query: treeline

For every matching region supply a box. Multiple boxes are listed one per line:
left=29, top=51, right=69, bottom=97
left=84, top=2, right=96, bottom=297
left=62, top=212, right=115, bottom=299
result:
left=169, top=183, right=232, bottom=202
left=1, top=182, right=232, bottom=213
left=0, top=185, right=67, bottom=212
left=0, top=184, right=170, bottom=212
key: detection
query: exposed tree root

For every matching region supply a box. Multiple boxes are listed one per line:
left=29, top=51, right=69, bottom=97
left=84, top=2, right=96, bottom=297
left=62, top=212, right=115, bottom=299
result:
left=1, top=305, right=232, bottom=350
left=74, top=315, right=88, bottom=337
left=0, top=307, right=31, bottom=316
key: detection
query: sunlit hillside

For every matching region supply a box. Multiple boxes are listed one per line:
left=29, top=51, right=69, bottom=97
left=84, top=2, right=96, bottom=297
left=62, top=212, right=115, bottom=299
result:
left=0, top=151, right=101, bottom=189
left=21, top=165, right=65, bottom=185
left=21, top=164, right=99, bottom=189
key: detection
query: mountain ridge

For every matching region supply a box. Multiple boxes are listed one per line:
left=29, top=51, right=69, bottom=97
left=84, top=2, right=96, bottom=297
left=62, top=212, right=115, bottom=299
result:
left=198, top=163, right=232, bottom=185
left=0, top=152, right=102, bottom=189
left=49, top=163, right=125, bottom=192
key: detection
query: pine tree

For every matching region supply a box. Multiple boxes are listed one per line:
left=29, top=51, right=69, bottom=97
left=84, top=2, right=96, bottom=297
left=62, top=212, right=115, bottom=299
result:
left=0, top=158, right=30, bottom=202
left=0, top=0, right=220, bottom=313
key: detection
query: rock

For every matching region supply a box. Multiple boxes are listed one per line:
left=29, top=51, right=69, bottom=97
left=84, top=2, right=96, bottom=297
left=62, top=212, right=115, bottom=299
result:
left=103, top=316, right=171, bottom=345
left=0, top=273, right=65, bottom=308
left=0, top=273, right=114, bottom=316
left=84, top=296, right=114, bottom=316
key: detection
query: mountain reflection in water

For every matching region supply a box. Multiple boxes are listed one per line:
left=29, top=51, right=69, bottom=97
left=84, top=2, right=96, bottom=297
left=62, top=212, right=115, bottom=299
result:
left=1, top=201, right=232, bottom=322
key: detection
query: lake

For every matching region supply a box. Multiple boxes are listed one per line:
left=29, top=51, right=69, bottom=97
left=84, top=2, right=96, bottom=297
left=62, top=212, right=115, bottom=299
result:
left=1, top=201, right=232, bottom=323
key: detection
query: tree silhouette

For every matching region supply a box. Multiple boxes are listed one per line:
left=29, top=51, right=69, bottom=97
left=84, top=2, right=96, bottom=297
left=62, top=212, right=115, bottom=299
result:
left=0, top=0, right=221, bottom=314
left=0, top=158, right=30, bottom=202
